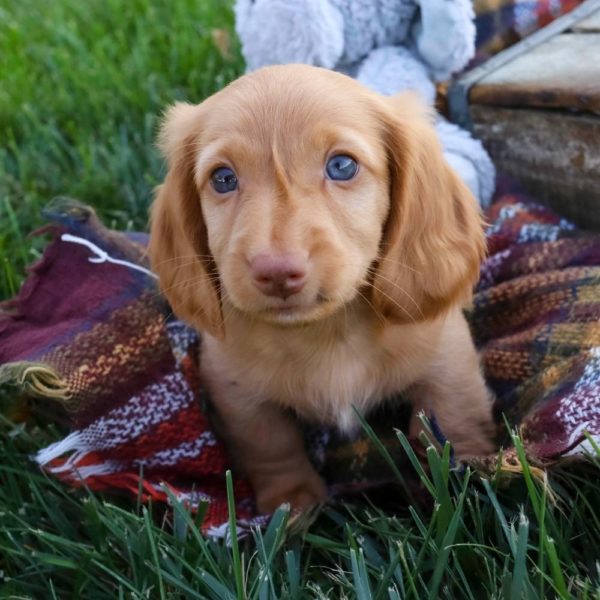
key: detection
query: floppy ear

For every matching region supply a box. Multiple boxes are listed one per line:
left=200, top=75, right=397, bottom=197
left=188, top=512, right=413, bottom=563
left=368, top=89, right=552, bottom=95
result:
left=372, top=94, right=486, bottom=323
left=148, top=102, right=224, bottom=338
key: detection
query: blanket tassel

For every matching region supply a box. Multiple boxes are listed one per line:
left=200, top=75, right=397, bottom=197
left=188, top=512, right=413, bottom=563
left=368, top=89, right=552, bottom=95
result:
left=0, top=361, right=71, bottom=402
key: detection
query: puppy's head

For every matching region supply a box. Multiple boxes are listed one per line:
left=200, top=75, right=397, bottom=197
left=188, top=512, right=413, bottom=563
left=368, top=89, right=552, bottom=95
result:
left=149, top=65, right=485, bottom=337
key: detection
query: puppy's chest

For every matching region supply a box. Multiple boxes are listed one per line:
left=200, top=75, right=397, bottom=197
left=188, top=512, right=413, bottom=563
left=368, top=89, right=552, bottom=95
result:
left=226, top=323, right=434, bottom=431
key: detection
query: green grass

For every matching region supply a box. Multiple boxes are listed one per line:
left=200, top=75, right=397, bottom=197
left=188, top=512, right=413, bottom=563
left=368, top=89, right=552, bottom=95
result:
left=0, top=0, right=242, bottom=299
left=2, top=416, right=600, bottom=598
left=1, top=1, right=600, bottom=597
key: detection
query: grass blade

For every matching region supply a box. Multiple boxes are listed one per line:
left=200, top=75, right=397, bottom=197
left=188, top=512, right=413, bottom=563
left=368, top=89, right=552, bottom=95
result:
left=143, top=505, right=166, bottom=600
left=226, top=469, right=245, bottom=600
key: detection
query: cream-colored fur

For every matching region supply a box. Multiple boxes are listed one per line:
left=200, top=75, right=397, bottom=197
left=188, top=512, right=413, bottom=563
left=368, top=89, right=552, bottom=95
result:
left=149, top=65, right=496, bottom=513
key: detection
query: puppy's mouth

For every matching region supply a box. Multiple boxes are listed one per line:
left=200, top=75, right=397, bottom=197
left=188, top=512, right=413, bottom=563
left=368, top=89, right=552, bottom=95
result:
left=255, top=293, right=334, bottom=325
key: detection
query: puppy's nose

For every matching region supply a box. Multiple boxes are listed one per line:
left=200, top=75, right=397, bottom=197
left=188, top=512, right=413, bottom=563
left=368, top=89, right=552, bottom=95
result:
left=250, top=253, right=308, bottom=299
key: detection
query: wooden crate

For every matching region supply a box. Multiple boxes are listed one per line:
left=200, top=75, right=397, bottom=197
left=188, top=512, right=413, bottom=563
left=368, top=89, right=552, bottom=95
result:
left=449, top=0, right=600, bottom=228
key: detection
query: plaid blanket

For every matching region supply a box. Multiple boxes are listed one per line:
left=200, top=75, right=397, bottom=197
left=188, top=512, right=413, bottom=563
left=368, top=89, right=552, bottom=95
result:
left=473, top=0, right=583, bottom=62
left=1, top=186, right=599, bottom=535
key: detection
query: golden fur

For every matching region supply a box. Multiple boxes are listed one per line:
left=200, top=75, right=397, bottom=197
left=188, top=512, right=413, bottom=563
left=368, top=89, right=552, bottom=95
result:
left=149, top=65, right=495, bottom=513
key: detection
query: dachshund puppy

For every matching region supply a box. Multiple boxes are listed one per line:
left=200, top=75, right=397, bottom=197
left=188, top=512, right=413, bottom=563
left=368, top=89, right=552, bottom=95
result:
left=149, top=65, right=495, bottom=513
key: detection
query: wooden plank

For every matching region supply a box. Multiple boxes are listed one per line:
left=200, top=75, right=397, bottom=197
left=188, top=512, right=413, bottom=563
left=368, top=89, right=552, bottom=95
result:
left=448, top=0, right=600, bottom=128
left=471, top=106, right=600, bottom=229
left=470, top=33, right=600, bottom=111
left=570, top=8, right=600, bottom=30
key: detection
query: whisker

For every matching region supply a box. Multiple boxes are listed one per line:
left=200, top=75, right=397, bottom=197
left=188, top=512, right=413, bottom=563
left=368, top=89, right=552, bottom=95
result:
left=367, top=281, right=417, bottom=324
left=151, top=273, right=221, bottom=299
left=367, top=269, right=424, bottom=319
left=183, top=280, right=228, bottom=333
left=157, top=307, right=176, bottom=329
left=374, top=256, right=422, bottom=275
left=354, top=288, right=386, bottom=326
left=167, top=261, right=219, bottom=273
left=221, top=301, right=237, bottom=327
left=153, top=254, right=215, bottom=266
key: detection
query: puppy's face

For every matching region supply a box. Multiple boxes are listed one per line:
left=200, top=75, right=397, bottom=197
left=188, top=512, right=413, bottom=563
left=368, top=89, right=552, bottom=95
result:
left=196, top=75, right=390, bottom=325
left=150, top=65, right=485, bottom=337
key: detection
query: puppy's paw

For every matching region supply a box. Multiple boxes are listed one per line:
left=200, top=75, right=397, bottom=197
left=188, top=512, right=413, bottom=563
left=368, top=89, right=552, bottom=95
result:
left=255, top=470, right=327, bottom=514
left=451, top=418, right=499, bottom=460
left=410, top=409, right=498, bottom=460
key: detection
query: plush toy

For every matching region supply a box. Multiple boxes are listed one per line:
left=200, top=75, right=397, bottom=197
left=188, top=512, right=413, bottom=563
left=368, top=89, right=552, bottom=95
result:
left=234, top=0, right=496, bottom=206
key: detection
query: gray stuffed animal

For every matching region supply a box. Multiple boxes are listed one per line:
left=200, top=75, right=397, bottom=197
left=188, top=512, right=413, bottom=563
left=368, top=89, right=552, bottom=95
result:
left=235, top=0, right=495, bottom=206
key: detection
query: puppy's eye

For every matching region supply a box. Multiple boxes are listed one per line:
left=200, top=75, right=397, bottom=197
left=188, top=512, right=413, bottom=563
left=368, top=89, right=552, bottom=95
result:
left=325, top=154, right=358, bottom=181
left=211, top=167, right=238, bottom=193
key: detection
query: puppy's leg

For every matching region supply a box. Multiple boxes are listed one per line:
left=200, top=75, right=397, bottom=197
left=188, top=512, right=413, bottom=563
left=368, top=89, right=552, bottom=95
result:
left=407, top=315, right=497, bottom=458
left=202, top=362, right=326, bottom=513
left=407, top=376, right=496, bottom=458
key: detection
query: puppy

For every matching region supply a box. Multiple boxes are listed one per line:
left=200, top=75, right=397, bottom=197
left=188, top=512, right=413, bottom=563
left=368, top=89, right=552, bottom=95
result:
left=149, top=65, right=495, bottom=513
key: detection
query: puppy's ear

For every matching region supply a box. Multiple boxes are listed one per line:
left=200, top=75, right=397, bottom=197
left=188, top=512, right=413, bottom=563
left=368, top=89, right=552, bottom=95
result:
left=148, top=102, right=224, bottom=338
left=372, top=94, right=486, bottom=323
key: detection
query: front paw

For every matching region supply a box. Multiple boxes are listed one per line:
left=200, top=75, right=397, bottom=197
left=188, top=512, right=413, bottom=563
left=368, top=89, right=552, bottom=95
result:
left=451, top=418, right=499, bottom=459
left=410, top=409, right=498, bottom=459
left=254, top=469, right=328, bottom=514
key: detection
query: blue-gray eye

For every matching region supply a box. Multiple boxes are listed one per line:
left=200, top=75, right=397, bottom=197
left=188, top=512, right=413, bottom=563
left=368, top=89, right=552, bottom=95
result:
left=211, top=167, right=238, bottom=193
left=326, top=154, right=358, bottom=181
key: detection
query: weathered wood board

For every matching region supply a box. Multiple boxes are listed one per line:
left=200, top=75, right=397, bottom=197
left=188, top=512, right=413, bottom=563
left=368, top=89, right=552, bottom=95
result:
left=571, top=10, right=600, bottom=30
left=471, top=106, right=600, bottom=226
left=450, top=0, right=600, bottom=229
left=470, top=33, right=600, bottom=112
